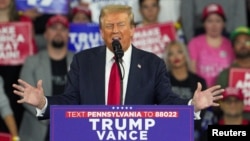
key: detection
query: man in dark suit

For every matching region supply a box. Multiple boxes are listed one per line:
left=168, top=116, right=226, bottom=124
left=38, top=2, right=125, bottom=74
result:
left=12, top=4, right=224, bottom=119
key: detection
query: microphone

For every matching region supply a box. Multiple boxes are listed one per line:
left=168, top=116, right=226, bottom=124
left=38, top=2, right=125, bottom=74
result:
left=112, top=39, right=124, bottom=61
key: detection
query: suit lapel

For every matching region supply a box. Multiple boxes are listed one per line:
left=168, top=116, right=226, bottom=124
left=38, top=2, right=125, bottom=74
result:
left=125, top=47, right=142, bottom=104
left=39, top=52, right=52, bottom=96
left=90, top=47, right=106, bottom=104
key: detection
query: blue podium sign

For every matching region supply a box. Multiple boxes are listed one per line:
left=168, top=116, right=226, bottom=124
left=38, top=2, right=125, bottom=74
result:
left=50, top=105, right=194, bottom=141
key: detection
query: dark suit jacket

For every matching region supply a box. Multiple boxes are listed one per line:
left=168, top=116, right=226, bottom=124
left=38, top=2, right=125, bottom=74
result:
left=43, top=46, right=189, bottom=118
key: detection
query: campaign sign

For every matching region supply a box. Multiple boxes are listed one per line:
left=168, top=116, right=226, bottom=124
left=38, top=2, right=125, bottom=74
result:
left=132, top=22, right=176, bottom=58
left=229, top=68, right=250, bottom=111
left=15, top=0, right=69, bottom=14
left=0, top=22, right=34, bottom=65
left=50, top=105, right=194, bottom=141
left=0, top=132, right=11, bottom=141
left=68, top=23, right=104, bottom=53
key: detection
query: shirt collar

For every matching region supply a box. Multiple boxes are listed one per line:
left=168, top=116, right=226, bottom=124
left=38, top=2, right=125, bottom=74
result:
left=106, top=45, right=132, bottom=65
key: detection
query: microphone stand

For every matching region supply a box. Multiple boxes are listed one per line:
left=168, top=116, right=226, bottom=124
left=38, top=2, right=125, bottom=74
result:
left=112, top=39, right=124, bottom=105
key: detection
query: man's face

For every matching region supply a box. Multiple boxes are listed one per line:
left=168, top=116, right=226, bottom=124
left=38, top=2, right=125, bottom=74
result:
left=100, top=12, right=134, bottom=51
left=220, top=97, right=244, bottom=117
left=140, top=0, right=160, bottom=23
left=234, top=34, right=250, bottom=59
left=0, top=0, right=11, bottom=10
left=44, top=23, right=69, bottom=49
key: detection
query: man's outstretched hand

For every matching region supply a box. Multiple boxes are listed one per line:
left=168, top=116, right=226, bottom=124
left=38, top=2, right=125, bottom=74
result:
left=12, top=79, right=46, bottom=109
left=192, top=82, right=224, bottom=112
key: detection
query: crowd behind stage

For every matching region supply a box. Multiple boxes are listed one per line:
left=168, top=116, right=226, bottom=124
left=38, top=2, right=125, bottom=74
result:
left=1, top=0, right=250, bottom=141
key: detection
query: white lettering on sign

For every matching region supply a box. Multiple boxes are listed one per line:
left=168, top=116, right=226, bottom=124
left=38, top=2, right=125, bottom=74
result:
left=69, top=32, right=103, bottom=52
left=89, top=118, right=155, bottom=140
left=0, top=25, right=26, bottom=60
left=27, top=0, right=53, bottom=6
left=235, top=72, right=250, bottom=108
left=235, top=72, right=250, bottom=97
left=132, top=27, right=170, bottom=58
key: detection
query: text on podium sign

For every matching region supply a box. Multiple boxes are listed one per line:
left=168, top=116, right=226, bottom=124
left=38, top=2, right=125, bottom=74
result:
left=50, top=105, right=194, bottom=141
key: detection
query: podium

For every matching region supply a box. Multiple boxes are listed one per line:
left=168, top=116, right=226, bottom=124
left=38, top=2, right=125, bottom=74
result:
left=50, top=105, right=194, bottom=141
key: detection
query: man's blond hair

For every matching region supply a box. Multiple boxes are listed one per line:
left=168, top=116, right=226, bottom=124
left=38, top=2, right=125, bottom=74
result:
left=99, top=4, right=135, bottom=27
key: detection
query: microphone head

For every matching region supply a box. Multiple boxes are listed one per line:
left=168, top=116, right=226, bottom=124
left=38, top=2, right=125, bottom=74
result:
left=112, top=39, right=124, bottom=60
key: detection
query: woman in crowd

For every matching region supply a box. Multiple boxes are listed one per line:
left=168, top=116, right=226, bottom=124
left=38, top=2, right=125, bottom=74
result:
left=0, top=76, right=19, bottom=141
left=164, top=41, right=209, bottom=141
left=164, top=41, right=207, bottom=99
left=0, top=0, right=38, bottom=131
left=188, top=3, right=235, bottom=87
left=69, top=6, right=92, bottom=23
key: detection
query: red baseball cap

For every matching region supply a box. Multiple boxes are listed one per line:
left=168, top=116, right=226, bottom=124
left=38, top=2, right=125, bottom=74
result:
left=72, top=6, right=92, bottom=20
left=46, top=15, right=69, bottom=28
left=202, top=3, right=226, bottom=21
left=222, top=87, right=244, bottom=101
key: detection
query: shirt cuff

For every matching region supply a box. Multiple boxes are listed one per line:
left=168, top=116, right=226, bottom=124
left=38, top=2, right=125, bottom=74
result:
left=188, top=99, right=201, bottom=120
left=36, top=97, right=48, bottom=117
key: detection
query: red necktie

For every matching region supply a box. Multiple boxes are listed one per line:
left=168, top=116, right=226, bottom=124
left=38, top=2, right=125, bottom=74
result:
left=107, top=61, right=121, bottom=105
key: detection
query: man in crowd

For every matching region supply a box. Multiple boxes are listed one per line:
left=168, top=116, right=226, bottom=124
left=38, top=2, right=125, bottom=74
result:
left=216, top=26, right=250, bottom=121
left=217, top=26, right=250, bottom=87
left=218, top=87, right=249, bottom=125
left=18, top=15, right=74, bottom=141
